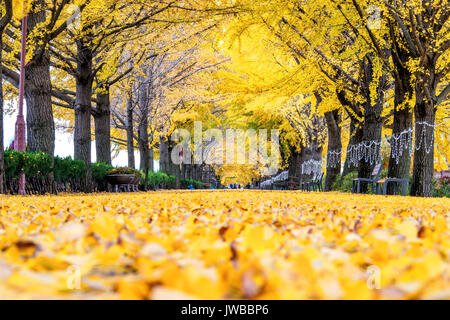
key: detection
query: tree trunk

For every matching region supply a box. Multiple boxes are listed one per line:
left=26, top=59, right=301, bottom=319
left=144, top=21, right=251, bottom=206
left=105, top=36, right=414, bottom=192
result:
left=300, top=143, right=323, bottom=186
left=0, top=0, right=12, bottom=196
left=168, top=142, right=175, bottom=176
left=181, top=163, right=186, bottom=180
left=324, top=110, right=342, bottom=191
left=126, top=96, right=135, bottom=169
left=357, top=100, right=383, bottom=192
left=74, top=39, right=94, bottom=193
left=159, top=136, right=169, bottom=174
left=0, top=36, right=5, bottom=193
left=24, top=0, right=55, bottom=156
left=175, top=163, right=181, bottom=189
left=192, top=164, right=199, bottom=181
left=94, top=88, right=112, bottom=165
left=387, top=103, right=413, bottom=194
left=387, top=46, right=413, bottom=194
left=185, top=163, right=191, bottom=180
left=342, top=118, right=364, bottom=176
left=138, top=120, right=150, bottom=191
left=410, top=93, right=436, bottom=197
left=25, top=56, right=55, bottom=155
left=191, top=163, right=196, bottom=180
left=336, top=90, right=364, bottom=178
left=288, top=146, right=302, bottom=179
left=357, top=58, right=385, bottom=192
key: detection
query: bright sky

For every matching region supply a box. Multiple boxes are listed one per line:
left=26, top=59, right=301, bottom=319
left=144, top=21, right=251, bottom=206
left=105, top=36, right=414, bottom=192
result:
left=4, top=106, right=159, bottom=171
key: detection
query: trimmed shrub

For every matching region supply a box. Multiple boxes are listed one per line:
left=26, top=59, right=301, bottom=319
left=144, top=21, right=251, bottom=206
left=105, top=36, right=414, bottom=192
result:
left=5, top=151, right=88, bottom=193
left=143, top=171, right=204, bottom=190
left=181, top=178, right=204, bottom=189
left=54, top=156, right=87, bottom=183
left=331, top=172, right=358, bottom=193
left=434, top=176, right=450, bottom=198
left=92, top=162, right=114, bottom=181
left=92, top=162, right=114, bottom=191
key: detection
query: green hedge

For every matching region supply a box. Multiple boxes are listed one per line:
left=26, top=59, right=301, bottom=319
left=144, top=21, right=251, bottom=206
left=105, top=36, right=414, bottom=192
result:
left=143, top=171, right=204, bottom=190
left=4, top=150, right=111, bottom=185
left=331, top=172, right=358, bottom=193
left=5, top=149, right=55, bottom=180
left=3, top=150, right=206, bottom=192
left=181, top=178, right=204, bottom=190
left=53, top=156, right=87, bottom=183
left=92, top=162, right=114, bottom=182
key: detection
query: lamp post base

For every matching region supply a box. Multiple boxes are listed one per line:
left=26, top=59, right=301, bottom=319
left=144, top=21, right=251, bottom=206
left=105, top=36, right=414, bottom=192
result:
left=18, top=174, right=26, bottom=196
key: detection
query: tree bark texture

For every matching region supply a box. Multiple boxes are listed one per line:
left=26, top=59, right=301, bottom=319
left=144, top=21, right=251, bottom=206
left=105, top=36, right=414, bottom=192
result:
left=94, top=88, right=112, bottom=165
left=324, top=110, right=342, bottom=191
left=74, top=38, right=94, bottom=193
left=387, top=44, right=413, bottom=194
left=410, top=91, right=436, bottom=197
left=25, top=0, right=55, bottom=155
left=126, top=96, right=135, bottom=169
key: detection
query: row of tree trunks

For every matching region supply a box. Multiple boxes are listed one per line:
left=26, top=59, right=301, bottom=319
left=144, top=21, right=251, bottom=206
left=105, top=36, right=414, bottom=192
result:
left=192, top=164, right=201, bottom=181
left=158, top=138, right=209, bottom=185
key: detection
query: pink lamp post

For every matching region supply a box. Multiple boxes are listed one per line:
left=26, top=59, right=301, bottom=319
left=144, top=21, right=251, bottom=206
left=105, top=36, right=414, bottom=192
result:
left=13, top=13, right=28, bottom=196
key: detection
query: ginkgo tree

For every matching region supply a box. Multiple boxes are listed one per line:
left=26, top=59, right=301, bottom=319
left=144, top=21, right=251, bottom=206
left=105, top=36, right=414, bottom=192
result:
left=214, top=0, right=448, bottom=196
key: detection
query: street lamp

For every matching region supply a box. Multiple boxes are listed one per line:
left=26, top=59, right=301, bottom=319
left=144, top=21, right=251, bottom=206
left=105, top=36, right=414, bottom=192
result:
left=13, top=11, right=28, bottom=196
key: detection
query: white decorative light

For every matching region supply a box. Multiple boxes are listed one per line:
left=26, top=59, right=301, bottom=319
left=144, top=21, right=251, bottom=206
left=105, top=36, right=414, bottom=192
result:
left=415, top=121, right=435, bottom=155
left=346, top=140, right=382, bottom=168
left=341, top=119, right=449, bottom=168
left=302, top=159, right=322, bottom=175
left=327, top=150, right=342, bottom=168
left=260, top=171, right=289, bottom=188
left=387, top=128, right=414, bottom=164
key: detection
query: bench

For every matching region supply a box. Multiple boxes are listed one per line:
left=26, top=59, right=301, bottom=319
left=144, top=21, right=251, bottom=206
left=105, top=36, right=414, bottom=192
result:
left=301, top=173, right=324, bottom=192
left=273, top=176, right=300, bottom=190
left=376, top=178, right=408, bottom=196
left=312, top=172, right=324, bottom=192
left=352, top=164, right=384, bottom=194
left=301, top=175, right=314, bottom=191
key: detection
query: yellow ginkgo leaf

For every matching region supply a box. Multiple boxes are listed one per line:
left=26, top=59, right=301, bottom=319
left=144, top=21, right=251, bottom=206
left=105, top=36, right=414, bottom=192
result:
left=90, top=214, right=118, bottom=241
